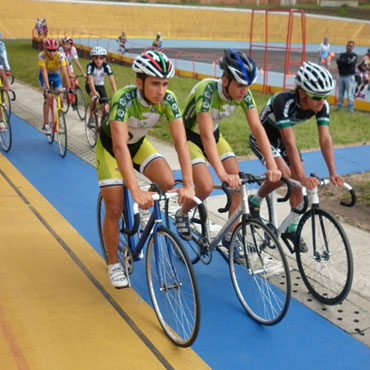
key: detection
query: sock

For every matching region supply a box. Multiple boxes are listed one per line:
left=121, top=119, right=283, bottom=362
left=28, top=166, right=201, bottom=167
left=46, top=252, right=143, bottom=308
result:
left=250, top=193, right=263, bottom=207
left=287, top=218, right=300, bottom=233
left=224, top=231, right=232, bottom=242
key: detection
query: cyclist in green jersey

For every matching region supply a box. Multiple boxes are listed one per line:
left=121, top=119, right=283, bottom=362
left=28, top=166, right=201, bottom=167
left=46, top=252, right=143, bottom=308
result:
left=175, top=49, right=281, bottom=248
left=96, top=51, right=194, bottom=288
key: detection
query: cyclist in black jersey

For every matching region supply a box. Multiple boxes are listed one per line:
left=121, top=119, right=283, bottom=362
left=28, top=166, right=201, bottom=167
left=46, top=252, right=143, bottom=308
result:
left=97, top=51, right=194, bottom=288
left=249, top=61, right=344, bottom=251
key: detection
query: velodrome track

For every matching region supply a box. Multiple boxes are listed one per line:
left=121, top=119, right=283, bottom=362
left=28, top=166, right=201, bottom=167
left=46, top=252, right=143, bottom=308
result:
left=1, top=83, right=370, bottom=369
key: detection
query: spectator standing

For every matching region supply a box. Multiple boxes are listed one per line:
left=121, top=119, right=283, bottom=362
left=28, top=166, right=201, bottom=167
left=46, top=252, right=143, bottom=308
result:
left=318, top=37, right=332, bottom=68
left=336, top=41, right=357, bottom=112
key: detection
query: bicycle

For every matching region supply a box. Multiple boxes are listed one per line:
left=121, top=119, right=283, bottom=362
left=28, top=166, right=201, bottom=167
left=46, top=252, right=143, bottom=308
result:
left=85, top=96, right=109, bottom=148
left=62, top=75, right=87, bottom=121
left=97, top=184, right=201, bottom=347
left=44, top=89, right=68, bottom=157
left=0, top=88, right=16, bottom=152
left=167, top=173, right=292, bottom=326
left=259, top=174, right=356, bottom=305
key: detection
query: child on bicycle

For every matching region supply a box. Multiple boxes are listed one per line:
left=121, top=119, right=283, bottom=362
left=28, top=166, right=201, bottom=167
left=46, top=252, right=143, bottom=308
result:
left=96, top=51, right=194, bottom=288
left=38, top=38, right=71, bottom=135
left=174, top=48, right=281, bottom=249
left=354, top=49, right=370, bottom=99
left=0, top=61, right=11, bottom=132
left=248, top=61, right=344, bottom=252
left=60, top=36, right=86, bottom=107
left=0, top=33, right=11, bottom=75
left=86, top=46, right=117, bottom=128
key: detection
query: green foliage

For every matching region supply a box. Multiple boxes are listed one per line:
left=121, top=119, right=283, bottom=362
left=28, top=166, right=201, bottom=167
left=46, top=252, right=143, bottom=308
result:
left=5, top=40, right=370, bottom=156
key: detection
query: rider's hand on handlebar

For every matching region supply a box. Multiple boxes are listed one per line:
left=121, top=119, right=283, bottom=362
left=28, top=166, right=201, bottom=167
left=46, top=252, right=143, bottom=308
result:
left=132, top=189, right=155, bottom=210
left=265, top=169, right=282, bottom=182
left=330, top=174, right=345, bottom=187
left=220, top=173, right=241, bottom=188
left=174, top=186, right=195, bottom=205
left=299, top=175, right=319, bottom=190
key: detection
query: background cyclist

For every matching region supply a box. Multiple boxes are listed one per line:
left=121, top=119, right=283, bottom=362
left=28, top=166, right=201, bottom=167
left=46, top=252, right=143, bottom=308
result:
left=86, top=46, right=117, bottom=128
left=0, top=60, right=11, bottom=132
left=249, top=61, right=344, bottom=251
left=175, top=48, right=281, bottom=250
left=152, top=32, right=162, bottom=50
left=59, top=36, right=86, bottom=107
left=0, top=32, right=11, bottom=75
left=117, top=31, right=127, bottom=54
left=96, top=51, right=194, bottom=288
left=38, top=38, right=71, bottom=135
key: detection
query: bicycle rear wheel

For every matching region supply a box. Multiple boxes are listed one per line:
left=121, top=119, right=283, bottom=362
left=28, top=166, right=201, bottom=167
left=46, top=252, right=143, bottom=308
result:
left=0, top=104, right=12, bottom=152
left=57, top=110, right=67, bottom=157
left=296, top=208, right=353, bottom=305
left=97, top=193, right=134, bottom=274
left=75, top=86, right=87, bottom=121
left=229, top=218, right=291, bottom=325
left=146, top=227, right=201, bottom=347
left=85, top=111, right=98, bottom=148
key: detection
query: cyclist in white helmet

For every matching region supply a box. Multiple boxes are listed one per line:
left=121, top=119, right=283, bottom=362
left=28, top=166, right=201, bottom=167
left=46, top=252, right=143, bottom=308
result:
left=96, top=50, right=194, bottom=288
left=175, top=48, right=281, bottom=250
left=86, top=46, right=117, bottom=127
left=249, top=61, right=344, bottom=252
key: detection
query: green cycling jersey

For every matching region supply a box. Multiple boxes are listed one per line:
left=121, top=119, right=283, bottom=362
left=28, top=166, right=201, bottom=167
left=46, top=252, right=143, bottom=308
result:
left=183, top=78, right=256, bottom=134
left=103, top=84, right=182, bottom=145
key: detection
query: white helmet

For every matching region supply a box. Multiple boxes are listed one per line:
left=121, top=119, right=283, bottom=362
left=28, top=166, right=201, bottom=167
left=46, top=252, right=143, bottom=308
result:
left=295, top=61, right=333, bottom=96
left=90, top=46, right=107, bottom=57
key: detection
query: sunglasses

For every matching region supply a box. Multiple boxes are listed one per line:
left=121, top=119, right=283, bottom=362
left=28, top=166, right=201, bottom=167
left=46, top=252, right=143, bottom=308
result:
left=46, top=49, right=58, bottom=52
left=93, top=56, right=105, bottom=60
left=306, top=92, right=328, bottom=101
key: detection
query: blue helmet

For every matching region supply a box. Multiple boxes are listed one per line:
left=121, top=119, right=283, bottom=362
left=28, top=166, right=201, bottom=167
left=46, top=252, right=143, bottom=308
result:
left=219, top=48, right=257, bottom=86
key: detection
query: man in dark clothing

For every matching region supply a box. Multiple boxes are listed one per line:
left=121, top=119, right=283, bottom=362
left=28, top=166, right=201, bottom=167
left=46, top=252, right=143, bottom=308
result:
left=336, top=40, right=357, bottom=112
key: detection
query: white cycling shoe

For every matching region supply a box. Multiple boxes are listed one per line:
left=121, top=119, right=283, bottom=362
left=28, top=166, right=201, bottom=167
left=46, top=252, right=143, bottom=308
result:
left=108, top=263, right=129, bottom=289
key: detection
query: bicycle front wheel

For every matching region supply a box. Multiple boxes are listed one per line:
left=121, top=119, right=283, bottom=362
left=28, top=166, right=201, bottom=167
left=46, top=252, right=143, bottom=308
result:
left=229, top=219, right=291, bottom=325
left=85, top=112, right=98, bottom=148
left=296, top=208, right=353, bottom=305
left=146, top=227, right=201, bottom=347
left=1, top=90, right=11, bottom=116
left=75, top=86, right=87, bottom=121
left=57, top=110, right=67, bottom=157
left=0, top=105, right=12, bottom=152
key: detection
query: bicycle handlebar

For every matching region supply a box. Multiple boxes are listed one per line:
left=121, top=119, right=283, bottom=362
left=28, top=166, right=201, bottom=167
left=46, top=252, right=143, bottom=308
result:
left=218, top=173, right=292, bottom=214
left=0, top=88, right=16, bottom=101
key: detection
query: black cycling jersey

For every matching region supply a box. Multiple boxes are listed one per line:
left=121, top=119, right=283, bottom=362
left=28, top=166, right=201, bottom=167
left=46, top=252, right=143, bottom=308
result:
left=259, top=90, right=330, bottom=143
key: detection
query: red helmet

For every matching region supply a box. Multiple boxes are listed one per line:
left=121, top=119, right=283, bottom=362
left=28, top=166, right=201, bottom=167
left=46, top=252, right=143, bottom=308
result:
left=62, top=36, right=73, bottom=44
left=43, top=38, right=59, bottom=50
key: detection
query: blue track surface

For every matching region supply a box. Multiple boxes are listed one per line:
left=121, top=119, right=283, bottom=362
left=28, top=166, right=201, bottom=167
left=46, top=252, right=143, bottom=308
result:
left=4, top=114, right=370, bottom=369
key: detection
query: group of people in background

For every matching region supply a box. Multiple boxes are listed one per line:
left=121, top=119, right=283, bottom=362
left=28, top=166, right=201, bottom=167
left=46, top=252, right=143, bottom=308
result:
left=318, top=36, right=370, bottom=111
left=116, top=31, right=163, bottom=55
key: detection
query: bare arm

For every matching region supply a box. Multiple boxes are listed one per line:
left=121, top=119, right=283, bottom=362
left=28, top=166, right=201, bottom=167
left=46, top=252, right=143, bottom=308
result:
left=40, top=65, right=50, bottom=90
left=246, top=107, right=281, bottom=182
left=168, top=117, right=195, bottom=203
left=109, top=75, right=117, bottom=93
left=74, top=58, right=86, bottom=78
left=0, top=69, right=10, bottom=90
left=111, top=120, right=154, bottom=209
left=318, top=125, right=344, bottom=186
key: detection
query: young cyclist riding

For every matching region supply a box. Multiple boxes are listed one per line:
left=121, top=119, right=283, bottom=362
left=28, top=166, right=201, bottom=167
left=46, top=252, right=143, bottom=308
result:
left=86, top=46, right=117, bottom=128
left=249, top=61, right=344, bottom=251
left=96, top=51, right=194, bottom=288
left=38, top=38, right=71, bottom=135
left=175, top=48, right=281, bottom=249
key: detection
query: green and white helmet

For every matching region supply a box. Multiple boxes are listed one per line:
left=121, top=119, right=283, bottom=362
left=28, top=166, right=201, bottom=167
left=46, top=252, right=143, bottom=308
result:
left=132, top=51, right=174, bottom=79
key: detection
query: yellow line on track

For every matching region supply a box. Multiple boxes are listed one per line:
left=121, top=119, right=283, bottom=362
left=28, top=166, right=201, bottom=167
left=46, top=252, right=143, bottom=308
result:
left=0, top=153, right=210, bottom=370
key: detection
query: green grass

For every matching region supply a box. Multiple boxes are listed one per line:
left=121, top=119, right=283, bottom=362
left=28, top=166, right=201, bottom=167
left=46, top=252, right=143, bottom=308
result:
left=5, top=40, right=370, bottom=156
